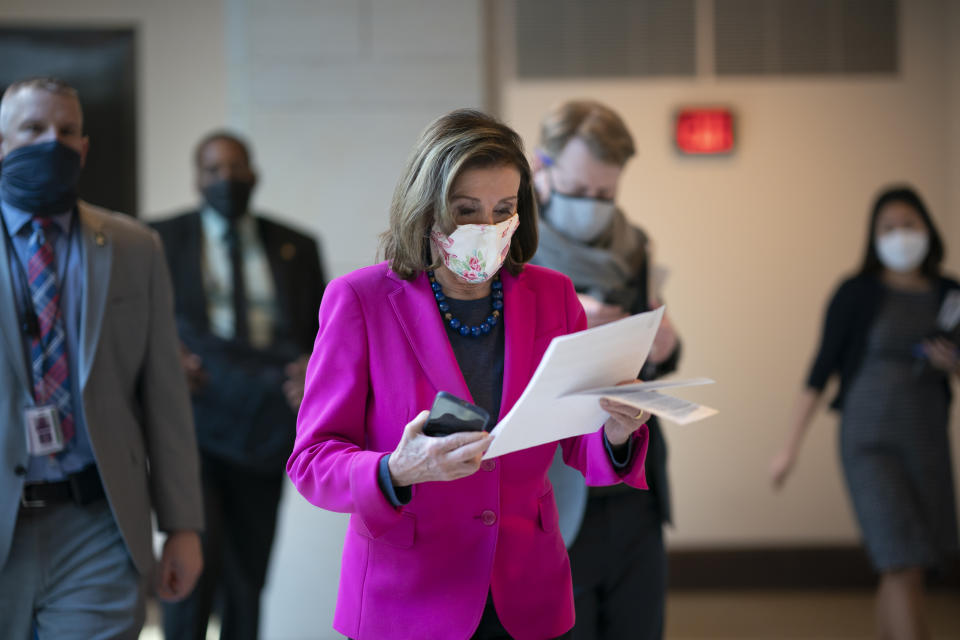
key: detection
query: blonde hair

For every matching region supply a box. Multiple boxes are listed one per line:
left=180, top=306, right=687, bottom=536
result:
left=0, top=77, right=80, bottom=134
left=538, top=100, right=635, bottom=167
left=381, top=109, right=539, bottom=280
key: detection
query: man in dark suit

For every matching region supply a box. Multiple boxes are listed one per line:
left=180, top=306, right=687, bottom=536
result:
left=0, top=76, right=203, bottom=638
left=152, top=131, right=325, bottom=640
left=532, top=100, right=681, bottom=640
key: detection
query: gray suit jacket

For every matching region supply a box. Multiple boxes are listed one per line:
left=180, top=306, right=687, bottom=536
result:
left=0, top=201, right=204, bottom=576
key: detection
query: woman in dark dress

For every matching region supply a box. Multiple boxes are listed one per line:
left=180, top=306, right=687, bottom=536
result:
left=771, top=186, right=959, bottom=640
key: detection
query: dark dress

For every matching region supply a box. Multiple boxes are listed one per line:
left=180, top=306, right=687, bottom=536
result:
left=840, top=287, right=959, bottom=570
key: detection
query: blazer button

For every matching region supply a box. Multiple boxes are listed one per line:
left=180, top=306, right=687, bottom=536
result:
left=14, top=464, right=27, bottom=476
left=481, top=460, right=496, bottom=472
left=480, top=510, right=497, bottom=526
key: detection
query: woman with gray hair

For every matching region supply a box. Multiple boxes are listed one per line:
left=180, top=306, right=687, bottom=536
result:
left=287, top=109, right=653, bottom=640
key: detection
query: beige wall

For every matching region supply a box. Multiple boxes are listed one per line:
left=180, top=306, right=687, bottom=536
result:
left=224, top=0, right=486, bottom=278
left=500, top=0, right=960, bottom=547
left=0, top=0, right=228, bottom=218
left=951, top=2, right=960, bottom=274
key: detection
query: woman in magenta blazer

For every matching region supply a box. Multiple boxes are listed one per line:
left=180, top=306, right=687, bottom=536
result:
left=287, top=109, right=651, bottom=640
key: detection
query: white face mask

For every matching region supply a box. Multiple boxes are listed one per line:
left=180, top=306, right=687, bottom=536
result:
left=545, top=193, right=616, bottom=243
left=430, top=214, right=520, bottom=284
left=875, top=229, right=929, bottom=273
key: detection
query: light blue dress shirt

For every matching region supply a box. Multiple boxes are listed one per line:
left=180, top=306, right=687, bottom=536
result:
left=1, top=200, right=95, bottom=483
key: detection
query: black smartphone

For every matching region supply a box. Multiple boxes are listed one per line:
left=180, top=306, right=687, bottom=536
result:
left=423, top=391, right=491, bottom=437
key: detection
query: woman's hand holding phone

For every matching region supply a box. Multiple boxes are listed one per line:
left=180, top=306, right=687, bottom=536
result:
left=387, top=403, right=492, bottom=487
left=423, top=391, right=491, bottom=436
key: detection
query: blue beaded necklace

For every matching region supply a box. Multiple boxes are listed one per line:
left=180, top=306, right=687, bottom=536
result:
left=428, top=270, right=503, bottom=337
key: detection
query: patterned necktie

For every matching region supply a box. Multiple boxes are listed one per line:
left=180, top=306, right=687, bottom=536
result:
left=27, top=218, right=74, bottom=443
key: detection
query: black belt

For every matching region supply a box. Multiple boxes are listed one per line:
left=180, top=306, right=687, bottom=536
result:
left=20, top=465, right=105, bottom=509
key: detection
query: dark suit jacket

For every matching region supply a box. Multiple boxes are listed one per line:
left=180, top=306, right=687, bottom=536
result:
left=807, top=273, right=960, bottom=410
left=550, top=226, right=678, bottom=538
left=151, top=210, right=325, bottom=474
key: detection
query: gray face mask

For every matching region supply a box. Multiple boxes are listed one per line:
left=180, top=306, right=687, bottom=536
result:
left=545, top=192, right=616, bottom=243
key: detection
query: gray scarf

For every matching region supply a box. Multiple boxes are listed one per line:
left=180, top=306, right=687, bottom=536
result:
left=531, top=205, right=648, bottom=313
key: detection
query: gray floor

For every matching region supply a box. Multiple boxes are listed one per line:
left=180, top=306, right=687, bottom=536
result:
left=139, top=589, right=960, bottom=639
left=140, top=604, right=219, bottom=639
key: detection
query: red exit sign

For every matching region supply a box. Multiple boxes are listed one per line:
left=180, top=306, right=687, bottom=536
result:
left=675, top=108, right=735, bottom=155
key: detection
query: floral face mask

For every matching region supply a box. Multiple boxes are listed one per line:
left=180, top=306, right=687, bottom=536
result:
left=430, top=214, right=520, bottom=283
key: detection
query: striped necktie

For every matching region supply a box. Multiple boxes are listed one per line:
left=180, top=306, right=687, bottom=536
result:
left=27, top=218, right=75, bottom=443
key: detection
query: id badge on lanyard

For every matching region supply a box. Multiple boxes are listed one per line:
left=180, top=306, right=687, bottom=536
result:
left=24, top=405, right=65, bottom=456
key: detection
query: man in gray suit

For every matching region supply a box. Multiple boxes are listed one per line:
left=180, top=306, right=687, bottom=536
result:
left=0, top=77, right=205, bottom=638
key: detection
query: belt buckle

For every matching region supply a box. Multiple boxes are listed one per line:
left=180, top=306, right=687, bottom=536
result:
left=68, top=471, right=90, bottom=506
left=20, top=490, right=47, bottom=509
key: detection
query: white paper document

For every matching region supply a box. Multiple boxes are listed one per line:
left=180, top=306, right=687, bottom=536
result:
left=593, top=389, right=717, bottom=425
left=483, top=307, right=717, bottom=459
left=937, top=290, right=960, bottom=331
left=564, top=379, right=718, bottom=426
left=650, top=264, right=670, bottom=301
left=565, top=377, right=715, bottom=397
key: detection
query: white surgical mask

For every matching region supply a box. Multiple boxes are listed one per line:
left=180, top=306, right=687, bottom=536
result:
left=875, top=229, right=929, bottom=273
left=430, top=214, right=520, bottom=284
left=545, top=193, right=616, bottom=243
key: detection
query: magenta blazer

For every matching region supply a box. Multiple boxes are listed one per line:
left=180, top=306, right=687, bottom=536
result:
left=288, top=262, right=649, bottom=640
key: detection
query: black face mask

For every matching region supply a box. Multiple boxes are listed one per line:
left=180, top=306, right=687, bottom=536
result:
left=202, top=179, right=254, bottom=221
left=0, top=140, right=83, bottom=216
